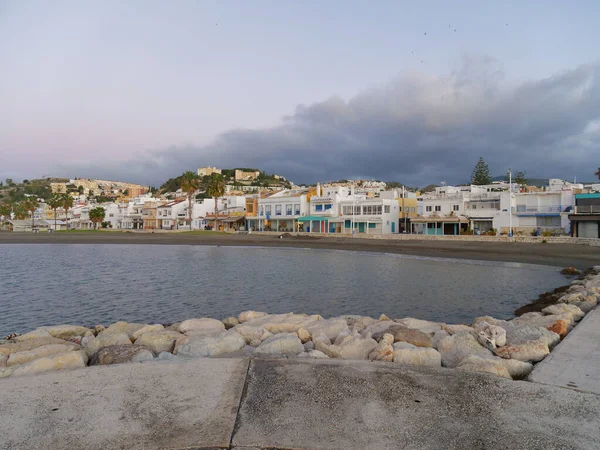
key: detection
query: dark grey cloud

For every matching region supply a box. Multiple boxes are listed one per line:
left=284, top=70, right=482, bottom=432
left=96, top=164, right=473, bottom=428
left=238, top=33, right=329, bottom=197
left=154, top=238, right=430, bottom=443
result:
left=56, top=57, right=600, bottom=186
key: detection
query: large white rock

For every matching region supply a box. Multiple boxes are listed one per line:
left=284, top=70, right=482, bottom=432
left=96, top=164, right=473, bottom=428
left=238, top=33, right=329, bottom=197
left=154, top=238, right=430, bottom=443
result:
left=179, top=318, right=225, bottom=335
left=0, top=354, right=8, bottom=368
left=134, top=330, right=182, bottom=354
left=436, top=332, right=493, bottom=368
left=472, top=316, right=511, bottom=330
left=431, top=330, right=450, bottom=350
left=441, top=324, right=474, bottom=335
left=511, top=313, right=575, bottom=329
left=316, top=335, right=378, bottom=360
left=37, top=325, right=92, bottom=340
left=254, top=333, right=304, bottom=357
left=368, top=340, right=394, bottom=362
left=233, top=324, right=273, bottom=344
left=174, top=331, right=245, bottom=357
left=473, top=321, right=507, bottom=349
left=6, top=351, right=88, bottom=378
left=132, top=324, right=165, bottom=341
left=392, top=342, right=441, bottom=367
left=102, top=322, right=146, bottom=339
left=498, top=358, right=534, bottom=379
left=83, top=331, right=132, bottom=356
left=456, top=355, right=511, bottom=379
left=238, top=311, right=268, bottom=323
left=298, top=350, right=329, bottom=359
left=304, top=318, right=350, bottom=342
left=262, top=314, right=321, bottom=334
left=494, top=325, right=559, bottom=362
left=394, top=318, right=441, bottom=336
left=7, top=344, right=78, bottom=367
left=344, top=315, right=378, bottom=333
left=360, top=321, right=394, bottom=338
left=504, top=325, right=560, bottom=348
left=0, top=337, right=78, bottom=357
left=13, top=329, right=52, bottom=342
left=541, top=304, right=585, bottom=322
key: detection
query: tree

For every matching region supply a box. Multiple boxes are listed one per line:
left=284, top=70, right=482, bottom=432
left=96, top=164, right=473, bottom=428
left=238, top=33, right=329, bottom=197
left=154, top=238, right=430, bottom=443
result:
left=47, top=194, right=63, bottom=231
left=62, top=194, right=74, bottom=230
left=89, top=207, right=106, bottom=230
left=77, top=185, right=84, bottom=195
left=0, top=202, right=11, bottom=218
left=21, top=198, right=39, bottom=231
left=180, top=171, right=201, bottom=226
left=205, top=173, right=226, bottom=230
left=471, top=157, right=492, bottom=185
left=504, top=170, right=528, bottom=185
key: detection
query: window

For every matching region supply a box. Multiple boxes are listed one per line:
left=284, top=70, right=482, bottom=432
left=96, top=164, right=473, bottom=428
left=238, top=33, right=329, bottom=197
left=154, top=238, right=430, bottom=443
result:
left=294, top=204, right=300, bottom=215
left=324, top=204, right=332, bottom=211
left=368, top=223, right=376, bottom=229
left=286, top=204, right=292, bottom=215
left=315, top=204, right=323, bottom=212
left=374, top=205, right=382, bottom=215
left=435, top=206, right=441, bottom=212
left=247, top=204, right=254, bottom=213
left=275, top=205, right=282, bottom=216
left=384, top=205, right=391, bottom=213
left=363, top=205, right=372, bottom=215
left=354, top=205, right=361, bottom=215
left=343, top=205, right=353, bottom=215
left=453, top=205, right=459, bottom=211
left=399, top=207, right=402, bottom=212
left=410, top=207, right=416, bottom=213
left=109, top=213, right=114, bottom=217
left=265, top=205, right=272, bottom=216
left=426, top=206, right=432, bottom=212
left=259, top=205, right=264, bottom=216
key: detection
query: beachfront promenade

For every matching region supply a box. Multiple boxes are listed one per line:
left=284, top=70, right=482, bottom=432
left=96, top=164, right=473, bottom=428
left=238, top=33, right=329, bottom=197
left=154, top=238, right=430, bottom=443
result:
left=1, top=309, right=599, bottom=449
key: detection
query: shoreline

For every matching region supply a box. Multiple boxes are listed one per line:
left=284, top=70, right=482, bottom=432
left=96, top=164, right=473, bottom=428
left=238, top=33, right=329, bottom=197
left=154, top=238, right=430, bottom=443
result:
left=2, top=231, right=600, bottom=267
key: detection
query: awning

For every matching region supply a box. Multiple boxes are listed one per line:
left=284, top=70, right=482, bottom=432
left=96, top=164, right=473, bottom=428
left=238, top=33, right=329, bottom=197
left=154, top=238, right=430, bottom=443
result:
left=297, top=216, right=330, bottom=222
left=221, top=216, right=246, bottom=223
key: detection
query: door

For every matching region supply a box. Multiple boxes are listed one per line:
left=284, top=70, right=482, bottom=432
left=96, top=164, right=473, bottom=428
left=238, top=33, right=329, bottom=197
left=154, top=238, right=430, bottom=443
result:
left=359, top=222, right=365, bottom=233
left=579, top=221, right=599, bottom=238
left=391, top=222, right=395, bottom=233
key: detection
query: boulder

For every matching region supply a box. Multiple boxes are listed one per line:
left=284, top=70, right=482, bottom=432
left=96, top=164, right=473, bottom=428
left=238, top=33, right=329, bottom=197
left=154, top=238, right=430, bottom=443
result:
left=316, top=335, right=378, bottom=360
left=505, top=325, right=560, bottom=348
left=13, top=329, right=52, bottom=342
left=542, top=304, right=585, bottom=322
left=473, top=321, right=507, bottom=349
left=472, top=316, right=510, bottom=330
left=90, top=345, right=154, bottom=365
left=436, top=332, right=493, bottom=368
left=222, top=317, right=239, bottom=329
left=0, top=337, right=78, bottom=357
left=7, top=344, right=78, bottom=367
left=303, top=341, right=315, bottom=351
left=333, top=329, right=352, bottom=345
left=441, top=324, right=474, bottom=335
left=83, top=331, right=132, bottom=357
left=297, top=328, right=311, bottom=343
left=254, top=333, right=304, bottom=357
left=368, top=341, right=394, bottom=362
left=234, top=324, right=273, bottom=344
left=494, top=340, right=550, bottom=363
left=571, top=296, right=598, bottom=313
left=432, top=330, right=450, bottom=350
left=7, top=351, right=88, bottom=378
left=456, top=356, right=511, bottom=379
left=179, top=318, right=225, bottom=335
left=166, top=322, right=181, bottom=331
left=103, top=322, right=145, bottom=339
left=0, top=354, right=7, bottom=368
left=512, top=313, right=574, bottom=330
left=394, top=318, right=441, bottom=336
left=392, top=343, right=441, bottom=367
left=373, top=325, right=433, bottom=348
left=174, top=331, right=245, bottom=357
left=345, top=316, right=378, bottom=333
left=132, top=324, right=164, bottom=341
left=379, top=314, right=391, bottom=321
left=37, top=325, right=91, bottom=340
left=157, top=351, right=185, bottom=361
left=499, top=358, right=534, bottom=379
left=298, top=350, right=329, bottom=359
left=238, top=311, right=268, bottom=323
left=304, top=318, right=350, bottom=342
left=135, top=330, right=182, bottom=354
left=547, top=320, right=569, bottom=338
left=360, top=321, right=395, bottom=338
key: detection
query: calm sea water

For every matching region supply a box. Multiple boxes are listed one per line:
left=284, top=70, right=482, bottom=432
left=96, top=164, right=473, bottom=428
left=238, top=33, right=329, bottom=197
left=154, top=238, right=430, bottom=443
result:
left=0, top=244, right=567, bottom=336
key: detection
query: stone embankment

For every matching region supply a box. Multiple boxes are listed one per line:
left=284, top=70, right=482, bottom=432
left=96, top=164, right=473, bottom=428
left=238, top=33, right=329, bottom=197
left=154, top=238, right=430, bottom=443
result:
left=1, top=267, right=599, bottom=381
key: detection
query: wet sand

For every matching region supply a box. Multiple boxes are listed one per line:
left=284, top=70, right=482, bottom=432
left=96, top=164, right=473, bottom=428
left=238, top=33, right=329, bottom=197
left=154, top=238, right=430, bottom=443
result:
left=1, top=231, right=599, bottom=268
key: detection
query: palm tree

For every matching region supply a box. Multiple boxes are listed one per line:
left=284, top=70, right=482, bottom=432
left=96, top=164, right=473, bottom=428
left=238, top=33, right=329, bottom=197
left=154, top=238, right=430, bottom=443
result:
left=47, top=194, right=63, bottom=231
left=205, top=174, right=226, bottom=230
left=21, top=198, right=39, bottom=231
left=89, top=206, right=106, bottom=230
left=62, top=194, right=74, bottom=231
left=180, top=171, right=201, bottom=228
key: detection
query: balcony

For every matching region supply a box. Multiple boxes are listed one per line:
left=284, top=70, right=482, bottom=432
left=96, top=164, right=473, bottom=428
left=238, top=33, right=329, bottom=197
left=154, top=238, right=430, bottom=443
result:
left=515, top=205, right=563, bottom=215
left=572, top=205, right=600, bottom=214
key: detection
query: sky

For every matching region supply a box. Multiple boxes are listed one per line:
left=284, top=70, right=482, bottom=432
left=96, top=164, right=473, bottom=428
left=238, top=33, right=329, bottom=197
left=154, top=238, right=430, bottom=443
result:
left=1, top=0, right=599, bottom=186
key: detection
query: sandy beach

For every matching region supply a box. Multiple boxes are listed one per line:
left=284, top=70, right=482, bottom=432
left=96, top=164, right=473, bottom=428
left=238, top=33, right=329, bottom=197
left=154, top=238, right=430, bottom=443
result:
left=1, top=231, right=599, bottom=268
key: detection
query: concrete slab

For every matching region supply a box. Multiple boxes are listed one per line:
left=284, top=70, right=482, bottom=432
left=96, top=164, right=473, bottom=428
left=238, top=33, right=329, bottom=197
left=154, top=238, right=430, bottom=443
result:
left=529, top=307, right=600, bottom=395
left=232, top=359, right=600, bottom=450
left=0, top=358, right=249, bottom=450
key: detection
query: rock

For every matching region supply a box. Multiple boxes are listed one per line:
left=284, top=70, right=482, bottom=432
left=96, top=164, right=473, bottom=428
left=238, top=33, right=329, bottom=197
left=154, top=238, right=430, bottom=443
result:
left=542, top=303, right=586, bottom=321
left=499, top=358, right=534, bottom=379
left=298, top=350, right=329, bottom=359
left=360, top=321, right=395, bottom=339
left=0, top=354, right=7, bottom=368
left=394, top=318, right=441, bottom=336
left=222, top=317, right=239, bottom=329
left=494, top=340, right=550, bottom=362
left=505, top=325, right=561, bottom=348
left=262, top=314, right=321, bottom=334
left=83, top=331, right=132, bottom=356
left=316, top=335, right=378, bottom=360
left=473, top=322, right=507, bottom=349
left=441, top=324, right=474, bottom=335
left=432, top=330, right=450, bottom=350
left=303, top=341, right=315, bottom=351
left=304, top=318, right=350, bottom=342
left=84, top=330, right=94, bottom=338
left=346, top=316, right=378, bottom=333
left=380, top=333, right=394, bottom=346
left=572, top=296, right=598, bottom=313
left=379, top=314, right=391, bottom=321
left=37, top=325, right=91, bottom=340
left=179, top=318, right=225, bottom=335
left=374, top=324, right=433, bottom=348
left=472, top=316, right=510, bottom=330
left=254, top=333, right=304, bottom=357
left=238, top=311, right=268, bottom=323
left=368, top=341, right=394, bottom=362
left=249, top=339, right=262, bottom=347
left=90, top=345, right=154, bottom=365
left=93, top=325, right=105, bottom=335
left=234, top=324, right=273, bottom=344
left=135, top=330, right=182, bottom=354
left=13, top=329, right=52, bottom=341
left=132, top=324, right=164, bottom=341
left=81, top=335, right=94, bottom=347
left=560, top=267, right=580, bottom=275
left=333, top=329, right=352, bottom=345
left=7, top=344, right=78, bottom=367
left=157, top=351, right=184, bottom=361
left=436, top=332, right=493, bottom=368
left=297, top=328, right=311, bottom=343
left=6, top=351, right=88, bottom=378
left=174, top=331, right=245, bottom=357
left=456, top=356, right=511, bottom=379
left=166, top=322, right=182, bottom=331
left=512, top=313, right=574, bottom=330
left=547, top=320, right=569, bottom=338
left=103, top=322, right=145, bottom=339
left=0, top=337, right=78, bottom=357
left=392, top=342, right=442, bottom=367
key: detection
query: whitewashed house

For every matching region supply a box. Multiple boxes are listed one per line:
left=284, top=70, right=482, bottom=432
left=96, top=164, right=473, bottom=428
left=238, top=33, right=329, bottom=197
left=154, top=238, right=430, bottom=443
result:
left=156, top=200, right=186, bottom=230
left=249, top=189, right=312, bottom=232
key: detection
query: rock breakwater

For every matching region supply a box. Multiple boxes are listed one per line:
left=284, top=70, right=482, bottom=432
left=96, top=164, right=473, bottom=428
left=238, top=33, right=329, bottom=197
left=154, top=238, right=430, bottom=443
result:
left=1, top=267, right=599, bottom=381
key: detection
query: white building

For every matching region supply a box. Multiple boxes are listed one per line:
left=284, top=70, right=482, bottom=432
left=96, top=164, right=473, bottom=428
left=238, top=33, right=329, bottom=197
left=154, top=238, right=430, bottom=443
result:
left=249, top=189, right=312, bottom=232
left=157, top=200, right=186, bottom=230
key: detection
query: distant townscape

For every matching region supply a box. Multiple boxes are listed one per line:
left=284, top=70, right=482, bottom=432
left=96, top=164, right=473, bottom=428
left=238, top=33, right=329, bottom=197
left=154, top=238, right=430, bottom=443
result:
left=1, top=161, right=600, bottom=238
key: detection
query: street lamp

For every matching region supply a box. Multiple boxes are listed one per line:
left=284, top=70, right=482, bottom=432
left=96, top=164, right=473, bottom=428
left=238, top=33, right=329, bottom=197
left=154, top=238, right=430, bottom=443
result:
left=507, top=168, right=513, bottom=237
